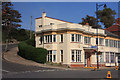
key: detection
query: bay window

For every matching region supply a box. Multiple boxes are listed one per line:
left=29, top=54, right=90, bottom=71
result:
left=47, top=50, right=56, bottom=62
left=71, top=50, right=81, bottom=62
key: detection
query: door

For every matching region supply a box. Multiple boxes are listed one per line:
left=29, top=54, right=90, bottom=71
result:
left=86, top=53, right=91, bottom=67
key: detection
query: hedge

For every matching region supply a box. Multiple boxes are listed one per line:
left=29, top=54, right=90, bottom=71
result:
left=18, top=41, right=48, bottom=64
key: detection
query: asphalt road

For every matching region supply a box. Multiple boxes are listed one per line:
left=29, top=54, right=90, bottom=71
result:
left=2, top=69, right=119, bottom=78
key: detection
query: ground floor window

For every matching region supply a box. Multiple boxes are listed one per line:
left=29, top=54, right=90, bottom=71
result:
left=105, top=52, right=109, bottom=63
left=47, top=50, right=56, bottom=62
left=98, top=53, right=104, bottom=63
left=110, top=52, right=115, bottom=63
left=61, top=50, right=63, bottom=62
left=105, top=52, right=115, bottom=63
left=71, top=50, right=81, bottom=62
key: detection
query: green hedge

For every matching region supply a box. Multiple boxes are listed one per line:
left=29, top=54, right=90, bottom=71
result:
left=18, top=41, right=47, bottom=64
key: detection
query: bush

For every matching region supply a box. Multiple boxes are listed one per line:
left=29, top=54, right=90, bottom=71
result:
left=25, top=37, right=35, bottom=47
left=18, top=41, right=47, bottom=64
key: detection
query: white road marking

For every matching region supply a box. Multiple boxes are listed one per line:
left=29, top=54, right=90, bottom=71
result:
left=0, top=69, right=10, bottom=72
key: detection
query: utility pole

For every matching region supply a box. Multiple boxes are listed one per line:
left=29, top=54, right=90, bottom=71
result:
left=30, top=16, right=32, bottom=39
left=96, top=3, right=99, bottom=70
left=96, top=3, right=106, bottom=70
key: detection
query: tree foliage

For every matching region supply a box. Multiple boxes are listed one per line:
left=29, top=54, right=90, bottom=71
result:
left=9, top=28, right=30, bottom=41
left=79, top=15, right=101, bottom=28
left=96, top=7, right=116, bottom=28
left=2, top=2, right=22, bottom=39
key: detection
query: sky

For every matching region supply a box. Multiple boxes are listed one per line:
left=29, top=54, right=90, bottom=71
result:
left=12, top=2, right=118, bottom=31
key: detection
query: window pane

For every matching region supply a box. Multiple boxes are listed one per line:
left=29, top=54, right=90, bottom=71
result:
left=61, top=50, right=63, bottom=62
left=53, top=35, right=56, bottom=42
left=110, top=52, right=114, bottom=63
left=72, top=50, right=74, bottom=62
left=48, top=35, right=49, bottom=43
left=72, top=34, right=74, bottom=42
left=76, top=34, right=77, bottom=42
left=106, top=52, right=109, bottom=63
left=61, top=34, right=63, bottom=42
left=99, top=38, right=104, bottom=45
left=50, top=51, right=52, bottom=62
left=50, top=35, right=52, bottom=42
left=105, top=39, right=108, bottom=46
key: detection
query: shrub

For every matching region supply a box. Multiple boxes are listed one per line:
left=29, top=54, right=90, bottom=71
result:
left=25, top=38, right=35, bottom=47
left=18, top=41, right=47, bottom=64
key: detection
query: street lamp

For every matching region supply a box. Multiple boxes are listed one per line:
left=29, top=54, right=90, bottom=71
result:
left=96, top=3, right=106, bottom=69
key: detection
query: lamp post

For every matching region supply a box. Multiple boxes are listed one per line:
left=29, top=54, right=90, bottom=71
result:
left=96, top=3, right=106, bottom=69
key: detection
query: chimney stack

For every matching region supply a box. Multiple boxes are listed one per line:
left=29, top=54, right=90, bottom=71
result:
left=42, top=12, right=46, bottom=18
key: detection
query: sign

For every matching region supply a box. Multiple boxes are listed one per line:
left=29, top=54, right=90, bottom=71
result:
left=91, top=46, right=97, bottom=49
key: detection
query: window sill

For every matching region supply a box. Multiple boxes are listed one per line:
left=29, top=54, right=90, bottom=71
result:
left=71, top=62, right=83, bottom=63
left=71, top=42, right=82, bottom=44
left=59, top=42, right=63, bottom=44
left=84, top=43, right=91, bottom=45
left=41, top=42, right=57, bottom=44
left=98, top=45, right=104, bottom=46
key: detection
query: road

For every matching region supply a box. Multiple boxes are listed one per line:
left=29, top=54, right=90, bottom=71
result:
left=1, top=43, right=119, bottom=79
left=2, top=69, right=119, bottom=78
left=2, top=44, right=59, bottom=78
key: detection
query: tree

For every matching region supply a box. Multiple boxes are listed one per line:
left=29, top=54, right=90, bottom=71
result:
left=2, top=2, right=22, bottom=51
left=96, top=7, right=116, bottom=28
left=79, top=15, right=101, bottom=28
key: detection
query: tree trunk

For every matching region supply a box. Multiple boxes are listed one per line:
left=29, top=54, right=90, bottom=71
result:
left=5, top=39, right=8, bottom=52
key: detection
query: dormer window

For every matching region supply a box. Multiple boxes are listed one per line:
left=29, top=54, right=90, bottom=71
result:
left=39, top=25, right=42, bottom=27
left=50, top=23, right=54, bottom=25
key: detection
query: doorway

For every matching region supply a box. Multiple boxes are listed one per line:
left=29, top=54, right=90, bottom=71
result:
left=85, top=52, right=91, bottom=67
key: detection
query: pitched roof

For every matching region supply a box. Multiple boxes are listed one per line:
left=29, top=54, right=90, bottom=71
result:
left=105, top=30, right=120, bottom=38
left=105, top=25, right=120, bottom=32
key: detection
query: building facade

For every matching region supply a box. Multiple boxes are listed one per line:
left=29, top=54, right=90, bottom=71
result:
left=35, top=12, right=120, bottom=68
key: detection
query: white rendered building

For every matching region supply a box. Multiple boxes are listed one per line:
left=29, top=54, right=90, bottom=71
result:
left=35, top=12, right=120, bottom=68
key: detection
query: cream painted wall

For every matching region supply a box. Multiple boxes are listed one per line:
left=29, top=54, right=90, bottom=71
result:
left=35, top=12, right=120, bottom=66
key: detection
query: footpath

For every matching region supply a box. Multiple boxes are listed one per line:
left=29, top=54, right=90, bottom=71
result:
left=3, top=47, right=115, bottom=71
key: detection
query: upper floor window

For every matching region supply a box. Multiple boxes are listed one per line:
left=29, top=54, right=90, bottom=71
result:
left=105, top=39, right=109, bottom=47
left=118, top=41, right=120, bottom=48
left=99, top=38, right=104, bottom=45
left=115, top=41, right=118, bottom=48
left=50, top=23, right=54, bottom=25
left=60, top=34, right=63, bottom=42
left=44, top=35, right=56, bottom=43
left=109, top=40, right=113, bottom=47
left=53, top=35, right=56, bottom=42
left=39, top=25, right=42, bottom=27
left=72, top=34, right=74, bottom=42
left=71, top=34, right=81, bottom=42
left=39, top=36, right=43, bottom=44
left=84, top=37, right=91, bottom=44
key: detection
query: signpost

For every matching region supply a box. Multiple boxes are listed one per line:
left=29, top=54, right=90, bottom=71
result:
left=118, top=54, right=120, bottom=70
